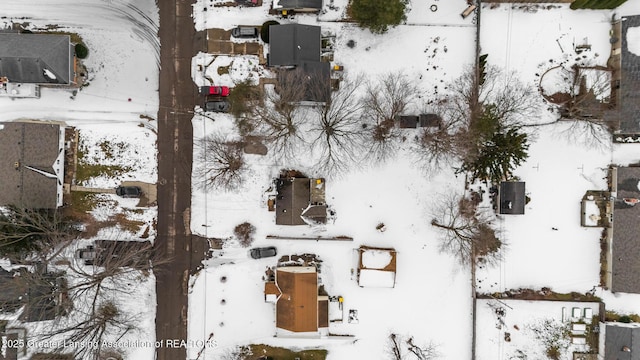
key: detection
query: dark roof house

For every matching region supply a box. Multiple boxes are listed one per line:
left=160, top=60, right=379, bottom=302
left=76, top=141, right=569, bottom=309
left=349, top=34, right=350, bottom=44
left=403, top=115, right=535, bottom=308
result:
left=610, top=166, right=640, bottom=293
left=275, top=176, right=327, bottom=225
left=273, top=0, right=323, bottom=12
left=269, top=24, right=321, bottom=67
left=0, top=121, right=66, bottom=209
left=264, top=266, right=329, bottom=334
left=603, top=323, right=640, bottom=360
left=498, top=181, right=526, bottom=215
left=268, top=24, right=331, bottom=102
left=0, top=33, right=75, bottom=85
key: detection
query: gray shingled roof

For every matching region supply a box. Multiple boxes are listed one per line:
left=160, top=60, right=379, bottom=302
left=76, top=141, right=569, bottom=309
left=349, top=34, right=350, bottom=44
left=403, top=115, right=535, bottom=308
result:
left=499, top=181, right=525, bottom=215
left=268, top=24, right=321, bottom=67
left=276, top=178, right=312, bottom=225
left=612, top=167, right=640, bottom=293
left=0, top=33, right=72, bottom=85
left=0, top=122, right=62, bottom=209
left=616, top=16, right=640, bottom=133
left=605, top=324, right=640, bottom=360
left=277, top=0, right=323, bottom=9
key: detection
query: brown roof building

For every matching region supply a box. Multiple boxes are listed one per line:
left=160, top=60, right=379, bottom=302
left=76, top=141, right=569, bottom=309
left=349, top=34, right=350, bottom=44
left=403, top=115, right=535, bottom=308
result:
left=265, top=266, right=328, bottom=333
left=0, top=121, right=66, bottom=208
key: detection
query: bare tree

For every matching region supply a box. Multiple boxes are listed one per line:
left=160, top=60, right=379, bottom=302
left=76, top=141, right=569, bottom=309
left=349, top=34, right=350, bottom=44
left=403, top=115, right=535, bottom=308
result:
left=310, top=73, right=367, bottom=174
left=431, top=193, right=502, bottom=267
left=0, top=206, right=79, bottom=261
left=252, top=70, right=310, bottom=162
left=194, top=133, right=246, bottom=191
left=387, top=333, right=440, bottom=360
left=412, top=101, right=468, bottom=172
left=364, top=72, right=419, bottom=162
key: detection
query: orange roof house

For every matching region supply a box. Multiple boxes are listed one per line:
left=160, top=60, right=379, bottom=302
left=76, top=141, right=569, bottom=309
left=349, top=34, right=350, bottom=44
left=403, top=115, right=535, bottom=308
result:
left=264, top=266, right=329, bottom=334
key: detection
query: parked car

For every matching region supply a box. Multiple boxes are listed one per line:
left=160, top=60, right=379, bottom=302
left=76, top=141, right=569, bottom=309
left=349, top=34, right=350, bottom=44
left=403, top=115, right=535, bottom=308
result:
left=116, top=186, right=142, bottom=198
left=76, top=245, right=96, bottom=265
left=231, top=26, right=259, bottom=38
left=205, top=101, right=230, bottom=113
left=200, top=85, right=230, bottom=97
left=250, top=246, right=277, bottom=259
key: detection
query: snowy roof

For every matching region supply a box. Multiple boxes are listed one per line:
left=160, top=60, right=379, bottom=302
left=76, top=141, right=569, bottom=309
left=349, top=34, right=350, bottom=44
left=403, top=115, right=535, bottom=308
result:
left=499, top=181, right=526, bottom=215
left=604, top=323, right=640, bottom=360
left=611, top=167, right=640, bottom=293
left=275, top=266, right=321, bottom=332
left=0, top=121, right=64, bottom=209
left=268, top=24, right=321, bottom=67
left=358, top=269, right=396, bottom=288
left=360, top=248, right=394, bottom=270
left=0, top=33, right=73, bottom=85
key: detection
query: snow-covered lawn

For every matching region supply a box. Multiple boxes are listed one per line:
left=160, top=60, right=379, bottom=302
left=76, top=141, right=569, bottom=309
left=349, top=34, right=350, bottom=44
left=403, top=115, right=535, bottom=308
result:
left=476, top=298, right=601, bottom=360
left=186, top=1, right=640, bottom=359
left=188, top=116, right=473, bottom=360
left=0, top=0, right=159, bottom=123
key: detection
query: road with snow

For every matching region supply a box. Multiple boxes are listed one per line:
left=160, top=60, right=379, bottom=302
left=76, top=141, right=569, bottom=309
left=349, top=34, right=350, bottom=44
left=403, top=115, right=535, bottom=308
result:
left=155, top=0, right=207, bottom=359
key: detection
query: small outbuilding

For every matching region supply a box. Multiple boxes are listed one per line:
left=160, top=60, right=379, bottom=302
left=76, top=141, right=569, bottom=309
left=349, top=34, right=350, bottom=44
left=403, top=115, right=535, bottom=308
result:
left=357, top=246, right=397, bottom=288
left=498, top=181, right=526, bottom=215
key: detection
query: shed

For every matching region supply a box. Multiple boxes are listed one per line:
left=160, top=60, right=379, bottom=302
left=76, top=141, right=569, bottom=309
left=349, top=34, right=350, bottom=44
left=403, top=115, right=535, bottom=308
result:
left=498, top=181, right=526, bottom=215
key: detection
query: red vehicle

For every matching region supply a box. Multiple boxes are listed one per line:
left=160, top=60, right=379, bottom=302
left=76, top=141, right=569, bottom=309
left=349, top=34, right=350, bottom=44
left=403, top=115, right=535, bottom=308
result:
left=200, top=85, right=230, bottom=97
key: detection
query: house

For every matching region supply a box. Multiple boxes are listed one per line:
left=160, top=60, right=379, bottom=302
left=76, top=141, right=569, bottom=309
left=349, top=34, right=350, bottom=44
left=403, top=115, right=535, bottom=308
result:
left=606, top=15, right=640, bottom=139
left=498, top=181, right=526, bottom=215
left=268, top=24, right=331, bottom=102
left=275, top=175, right=327, bottom=226
left=0, top=33, right=76, bottom=86
left=600, top=323, right=640, bottom=360
left=357, top=246, right=397, bottom=288
left=0, top=266, right=66, bottom=322
left=607, top=166, right=640, bottom=293
left=263, top=266, right=329, bottom=334
left=0, top=121, right=66, bottom=209
left=272, top=0, right=323, bottom=13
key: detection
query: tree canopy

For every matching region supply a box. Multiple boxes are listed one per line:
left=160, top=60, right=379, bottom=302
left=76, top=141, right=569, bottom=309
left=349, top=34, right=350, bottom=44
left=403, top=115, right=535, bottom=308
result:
left=349, top=0, right=407, bottom=34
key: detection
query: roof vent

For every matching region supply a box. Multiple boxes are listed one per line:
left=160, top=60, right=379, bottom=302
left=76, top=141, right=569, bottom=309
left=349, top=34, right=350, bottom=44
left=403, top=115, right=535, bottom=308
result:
left=622, top=346, right=631, bottom=352
left=14, top=161, right=19, bottom=169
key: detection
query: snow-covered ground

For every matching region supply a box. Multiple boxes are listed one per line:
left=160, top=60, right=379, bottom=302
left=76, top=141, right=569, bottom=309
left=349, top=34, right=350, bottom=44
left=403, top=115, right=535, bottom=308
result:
left=476, top=299, right=601, bottom=360
left=0, top=0, right=159, bottom=123
left=188, top=1, right=640, bottom=360
left=188, top=113, right=473, bottom=358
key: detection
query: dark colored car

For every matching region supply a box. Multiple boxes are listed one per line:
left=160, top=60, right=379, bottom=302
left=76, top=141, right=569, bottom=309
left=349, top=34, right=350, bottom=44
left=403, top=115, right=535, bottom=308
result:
left=205, top=101, right=230, bottom=113
left=76, top=245, right=96, bottom=266
left=200, top=85, right=230, bottom=97
left=231, top=26, right=259, bottom=38
left=250, top=246, right=277, bottom=259
left=116, top=186, right=142, bottom=198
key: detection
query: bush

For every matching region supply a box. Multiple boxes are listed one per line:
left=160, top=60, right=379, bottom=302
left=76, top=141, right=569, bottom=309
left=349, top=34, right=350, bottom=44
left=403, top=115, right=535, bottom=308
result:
left=349, top=0, right=407, bottom=34
left=619, top=315, right=632, bottom=323
left=228, top=79, right=263, bottom=119
left=260, top=20, right=280, bottom=43
left=75, top=43, right=89, bottom=59
left=234, top=222, right=256, bottom=247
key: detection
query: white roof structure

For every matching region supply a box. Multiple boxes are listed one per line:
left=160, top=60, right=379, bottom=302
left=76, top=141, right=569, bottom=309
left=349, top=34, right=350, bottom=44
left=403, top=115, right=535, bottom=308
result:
left=358, top=269, right=396, bottom=288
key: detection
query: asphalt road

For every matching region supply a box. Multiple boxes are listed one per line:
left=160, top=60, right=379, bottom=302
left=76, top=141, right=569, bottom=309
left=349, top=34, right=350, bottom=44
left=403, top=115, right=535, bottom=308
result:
left=155, top=0, right=207, bottom=359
